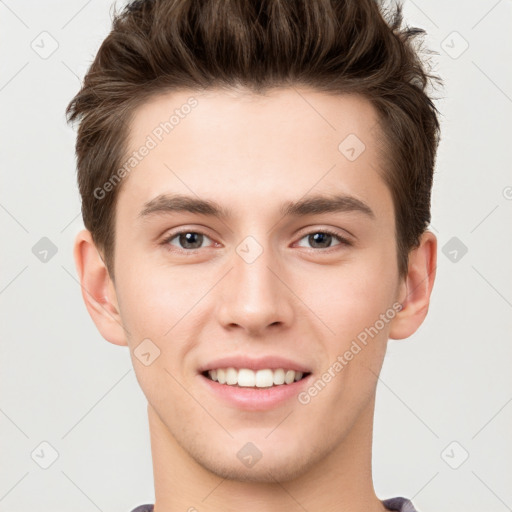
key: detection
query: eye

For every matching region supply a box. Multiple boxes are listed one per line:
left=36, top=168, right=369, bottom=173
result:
left=296, top=229, right=351, bottom=250
left=162, top=230, right=214, bottom=252
left=160, top=228, right=352, bottom=254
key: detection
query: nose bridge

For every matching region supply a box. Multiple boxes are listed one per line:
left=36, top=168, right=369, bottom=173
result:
left=217, top=234, right=293, bottom=333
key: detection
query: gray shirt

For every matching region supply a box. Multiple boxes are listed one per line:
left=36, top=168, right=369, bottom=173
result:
left=130, top=496, right=419, bottom=511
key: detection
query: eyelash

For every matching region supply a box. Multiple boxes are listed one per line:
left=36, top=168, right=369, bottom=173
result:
left=160, top=228, right=352, bottom=254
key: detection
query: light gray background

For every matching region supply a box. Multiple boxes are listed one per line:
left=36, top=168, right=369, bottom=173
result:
left=1, top=1, right=511, bottom=511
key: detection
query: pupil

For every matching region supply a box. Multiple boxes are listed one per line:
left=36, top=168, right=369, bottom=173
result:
left=180, top=232, right=203, bottom=249
left=310, top=233, right=331, bottom=248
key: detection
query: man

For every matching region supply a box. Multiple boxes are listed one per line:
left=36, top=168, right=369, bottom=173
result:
left=66, top=0, right=440, bottom=510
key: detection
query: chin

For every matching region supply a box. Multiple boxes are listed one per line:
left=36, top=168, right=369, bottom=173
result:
left=188, top=441, right=325, bottom=484
left=201, top=457, right=311, bottom=483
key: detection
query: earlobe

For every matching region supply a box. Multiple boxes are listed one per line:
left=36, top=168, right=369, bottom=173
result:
left=73, top=229, right=128, bottom=346
left=389, top=230, right=437, bottom=340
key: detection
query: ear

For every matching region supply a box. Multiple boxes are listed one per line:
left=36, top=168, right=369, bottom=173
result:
left=73, top=229, right=128, bottom=346
left=389, top=230, right=437, bottom=340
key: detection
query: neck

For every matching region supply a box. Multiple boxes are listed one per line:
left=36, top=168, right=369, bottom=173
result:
left=149, top=395, right=387, bottom=512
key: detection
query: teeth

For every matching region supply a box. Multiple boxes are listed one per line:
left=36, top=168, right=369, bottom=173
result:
left=238, top=368, right=255, bottom=387
left=206, top=368, right=307, bottom=387
left=255, top=369, right=273, bottom=388
left=285, top=370, right=295, bottom=384
left=273, top=368, right=285, bottom=385
left=226, top=367, right=238, bottom=385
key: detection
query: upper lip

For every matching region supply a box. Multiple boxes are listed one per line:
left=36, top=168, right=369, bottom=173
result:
left=198, top=355, right=312, bottom=374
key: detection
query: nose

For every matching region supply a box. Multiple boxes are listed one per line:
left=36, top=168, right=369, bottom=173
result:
left=216, top=238, right=294, bottom=336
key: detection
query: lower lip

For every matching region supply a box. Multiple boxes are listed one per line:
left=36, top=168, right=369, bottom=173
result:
left=199, top=373, right=312, bottom=411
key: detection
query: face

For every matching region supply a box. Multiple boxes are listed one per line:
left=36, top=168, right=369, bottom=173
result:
left=111, top=87, right=404, bottom=482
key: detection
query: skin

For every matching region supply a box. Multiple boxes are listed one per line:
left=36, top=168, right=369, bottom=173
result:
left=74, top=87, right=436, bottom=512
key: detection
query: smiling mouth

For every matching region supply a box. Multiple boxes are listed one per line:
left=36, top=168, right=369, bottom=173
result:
left=201, top=368, right=311, bottom=388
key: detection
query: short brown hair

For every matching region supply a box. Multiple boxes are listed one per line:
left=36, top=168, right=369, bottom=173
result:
left=66, top=0, right=441, bottom=281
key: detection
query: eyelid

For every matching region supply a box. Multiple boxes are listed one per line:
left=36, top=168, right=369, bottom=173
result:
left=294, top=225, right=353, bottom=242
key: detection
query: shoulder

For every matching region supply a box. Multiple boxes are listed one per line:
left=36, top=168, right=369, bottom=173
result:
left=382, top=496, right=419, bottom=512
left=129, top=505, right=154, bottom=512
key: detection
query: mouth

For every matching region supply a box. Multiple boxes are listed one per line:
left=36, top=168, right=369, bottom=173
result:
left=201, top=368, right=312, bottom=388
left=197, top=356, right=314, bottom=410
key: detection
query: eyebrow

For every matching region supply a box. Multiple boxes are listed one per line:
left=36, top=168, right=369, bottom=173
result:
left=138, top=193, right=375, bottom=220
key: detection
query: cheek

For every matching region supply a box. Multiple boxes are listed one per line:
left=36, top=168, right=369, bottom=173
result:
left=299, top=252, right=398, bottom=343
left=117, top=266, right=197, bottom=396
left=115, top=260, right=189, bottom=340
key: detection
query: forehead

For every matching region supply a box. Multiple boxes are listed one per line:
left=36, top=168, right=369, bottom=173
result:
left=118, top=87, right=392, bottom=223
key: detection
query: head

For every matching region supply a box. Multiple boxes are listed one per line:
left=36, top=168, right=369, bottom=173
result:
left=68, top=0, right=440, bottom=483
